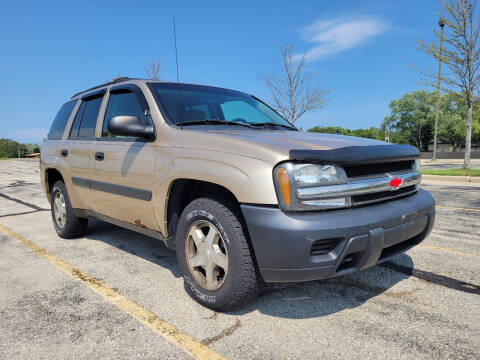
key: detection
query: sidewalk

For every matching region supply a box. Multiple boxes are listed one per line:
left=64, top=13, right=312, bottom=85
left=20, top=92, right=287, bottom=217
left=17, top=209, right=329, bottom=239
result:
left=421, top=174, right=480, bottom=186
left=421, top=158, right=480, bottom=164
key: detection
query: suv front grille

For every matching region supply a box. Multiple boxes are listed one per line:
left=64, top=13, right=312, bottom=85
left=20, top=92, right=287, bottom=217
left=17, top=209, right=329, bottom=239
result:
left=346, top=160, right=418, bottom=206
left=344, top=160, right=414, bottom=178
left=351, top=185, right=417, bottom=206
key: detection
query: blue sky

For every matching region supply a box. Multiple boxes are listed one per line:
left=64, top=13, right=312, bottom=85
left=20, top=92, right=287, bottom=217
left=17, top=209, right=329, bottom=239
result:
left=0, top=0, right=440, bottom=143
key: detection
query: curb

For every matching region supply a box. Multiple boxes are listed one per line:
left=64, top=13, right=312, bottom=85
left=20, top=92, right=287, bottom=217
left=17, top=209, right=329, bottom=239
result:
left=422, top=174, right=480, bottom=183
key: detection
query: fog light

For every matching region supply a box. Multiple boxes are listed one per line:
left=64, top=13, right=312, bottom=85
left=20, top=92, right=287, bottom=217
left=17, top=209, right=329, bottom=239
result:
left=302, top=197, right=351, bottom=208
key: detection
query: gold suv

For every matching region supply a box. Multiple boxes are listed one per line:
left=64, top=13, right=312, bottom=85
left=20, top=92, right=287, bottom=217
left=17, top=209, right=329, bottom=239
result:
left=41, top=78, right=435, bottom=310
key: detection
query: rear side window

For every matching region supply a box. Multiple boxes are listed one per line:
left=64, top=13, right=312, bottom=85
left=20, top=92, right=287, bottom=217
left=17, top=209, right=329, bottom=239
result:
left=79, top=97, right=103, bottom=137
left=69, top=101, right=85, bottom=137
left=47, top=100, right=77, bottom=140
left=69, top=96, right=103, bottom=138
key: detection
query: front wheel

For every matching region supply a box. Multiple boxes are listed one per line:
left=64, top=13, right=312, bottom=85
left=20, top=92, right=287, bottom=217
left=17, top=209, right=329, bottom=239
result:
left=176, top=197, right=259, bottom=311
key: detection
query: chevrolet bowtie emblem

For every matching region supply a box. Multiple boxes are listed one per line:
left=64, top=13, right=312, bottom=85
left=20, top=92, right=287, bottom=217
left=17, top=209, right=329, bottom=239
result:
left=388, top=176, right=403, bottom=189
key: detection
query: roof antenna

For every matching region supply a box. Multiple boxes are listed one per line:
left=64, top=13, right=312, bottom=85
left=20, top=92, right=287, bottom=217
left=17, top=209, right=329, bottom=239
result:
left=173, top=16, right=182, bottom=125
left=173, top=16, right=180, bottom=84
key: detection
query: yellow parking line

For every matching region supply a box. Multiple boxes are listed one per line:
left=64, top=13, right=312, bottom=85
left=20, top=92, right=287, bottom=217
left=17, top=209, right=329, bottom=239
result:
left=436, top=205, right=480, bottom=212
left=0, top=224, right=225, bottom=360
left=418, top=243, right=480, bottom=258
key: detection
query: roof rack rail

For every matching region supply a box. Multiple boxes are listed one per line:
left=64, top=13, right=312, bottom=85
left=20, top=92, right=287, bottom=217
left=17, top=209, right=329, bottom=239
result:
left=71, top=77, right=133, bottom=98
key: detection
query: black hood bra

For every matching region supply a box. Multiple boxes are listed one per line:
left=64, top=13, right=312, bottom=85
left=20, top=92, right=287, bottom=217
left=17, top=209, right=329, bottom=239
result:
left=289, top=144, right=420, bottom=165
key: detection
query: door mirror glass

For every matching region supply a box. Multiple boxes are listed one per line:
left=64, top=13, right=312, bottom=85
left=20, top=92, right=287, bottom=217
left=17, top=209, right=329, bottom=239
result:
left=107, top=116, right=154, bottom=139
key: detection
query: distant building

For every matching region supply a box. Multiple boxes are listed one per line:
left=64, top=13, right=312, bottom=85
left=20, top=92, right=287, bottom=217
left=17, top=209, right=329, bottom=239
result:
left=427, top=141, right=455, bottom=152
left=427, top=141, right=480, bottom=152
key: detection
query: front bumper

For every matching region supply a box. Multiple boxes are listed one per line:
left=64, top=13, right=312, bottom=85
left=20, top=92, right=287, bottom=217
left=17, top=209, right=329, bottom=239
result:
left=241, top=189, right=435, bottom=282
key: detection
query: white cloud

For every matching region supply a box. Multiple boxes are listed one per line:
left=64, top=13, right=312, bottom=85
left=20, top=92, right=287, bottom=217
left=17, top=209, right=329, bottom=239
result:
left=296, top=16, right=389, bottom=61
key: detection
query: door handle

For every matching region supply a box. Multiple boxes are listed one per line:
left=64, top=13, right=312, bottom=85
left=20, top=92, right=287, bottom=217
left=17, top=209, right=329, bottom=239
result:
left=60, top=149, right=68, bottom=157
left=95, top=152, right=104, bottom=161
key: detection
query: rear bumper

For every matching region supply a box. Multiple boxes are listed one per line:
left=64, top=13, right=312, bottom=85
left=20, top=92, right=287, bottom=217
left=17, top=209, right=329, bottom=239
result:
left=241, top=189, right=435, bottom=282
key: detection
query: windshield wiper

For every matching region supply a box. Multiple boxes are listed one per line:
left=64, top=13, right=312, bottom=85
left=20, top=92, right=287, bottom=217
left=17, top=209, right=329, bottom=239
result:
left=249, top=122, right=297, bottom=130
left=177, top=119, right=255, bottom=128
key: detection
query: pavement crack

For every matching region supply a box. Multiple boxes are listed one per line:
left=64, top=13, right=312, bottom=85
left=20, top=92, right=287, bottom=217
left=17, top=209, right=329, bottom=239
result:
left=201, top=318, right=241, bottom=345
left=205, top=312, right=218, bottom=320
left=0, top=192, right=47, bottom=211
left=0, top=209, right=49, bottom=218
left=0, top=180, right=37, bottom=189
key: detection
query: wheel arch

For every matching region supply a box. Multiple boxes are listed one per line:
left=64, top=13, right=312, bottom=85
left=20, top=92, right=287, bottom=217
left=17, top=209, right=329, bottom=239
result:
left=165, top=178, right=241, bottom=239
left=45, top=168, right=65, bottom=202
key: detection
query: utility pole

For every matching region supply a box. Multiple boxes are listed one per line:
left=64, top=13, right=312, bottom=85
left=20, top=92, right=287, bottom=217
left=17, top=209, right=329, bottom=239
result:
left=432, top=18, right=446, bottom=160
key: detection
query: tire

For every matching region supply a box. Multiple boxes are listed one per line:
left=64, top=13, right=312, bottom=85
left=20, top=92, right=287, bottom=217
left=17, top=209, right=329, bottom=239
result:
left=50, top=180, right=88, bottom=238
left=176, top=196, right=259, bottom=311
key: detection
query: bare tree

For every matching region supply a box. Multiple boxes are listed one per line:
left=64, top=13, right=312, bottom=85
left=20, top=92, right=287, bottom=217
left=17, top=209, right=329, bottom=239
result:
left=145, top=58, right=163, bottom=80
left=260, top=45, right=329, bottom=124
left=418, top=0, right=480, bottom=168
left=103, top=73, right=123, bottom=82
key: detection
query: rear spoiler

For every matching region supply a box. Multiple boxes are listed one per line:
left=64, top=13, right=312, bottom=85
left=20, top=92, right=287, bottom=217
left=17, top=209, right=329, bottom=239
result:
left=289, top=144, right=419, bottom=165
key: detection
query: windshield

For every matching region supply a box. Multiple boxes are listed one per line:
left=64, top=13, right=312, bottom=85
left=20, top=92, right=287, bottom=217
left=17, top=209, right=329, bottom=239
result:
left=150, top=83, right=295, bottom=129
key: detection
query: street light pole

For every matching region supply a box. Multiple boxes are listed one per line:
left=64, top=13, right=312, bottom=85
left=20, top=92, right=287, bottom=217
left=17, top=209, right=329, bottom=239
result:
left=432, top=18, right=446, bottom=160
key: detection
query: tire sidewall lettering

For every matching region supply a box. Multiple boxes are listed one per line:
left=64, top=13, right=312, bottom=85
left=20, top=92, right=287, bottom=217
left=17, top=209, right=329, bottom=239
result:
left=185, top=209, right=230, bottom=244
left=184, top=275, right=216, bottom=303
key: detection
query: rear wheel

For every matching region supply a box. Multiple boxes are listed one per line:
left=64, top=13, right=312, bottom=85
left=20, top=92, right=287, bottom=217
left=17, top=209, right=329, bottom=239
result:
left=50, top=181, right=88, bottom=238
left=176, top=197, right=259, bottom=311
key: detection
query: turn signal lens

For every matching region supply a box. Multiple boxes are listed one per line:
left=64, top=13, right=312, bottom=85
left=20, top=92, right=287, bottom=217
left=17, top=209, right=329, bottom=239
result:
left=276, top=167, right=291, bottom=207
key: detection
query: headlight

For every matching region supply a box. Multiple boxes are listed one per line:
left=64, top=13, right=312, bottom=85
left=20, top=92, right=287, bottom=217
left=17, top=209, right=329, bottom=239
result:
left=413, top=159, right=421, bottom=171
left=273, top=162, right=350, bottom=211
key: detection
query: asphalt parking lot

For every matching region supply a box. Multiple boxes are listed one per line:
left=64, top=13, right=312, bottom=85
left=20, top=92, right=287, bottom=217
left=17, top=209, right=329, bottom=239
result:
left=0, top=159, right=479, bottom=359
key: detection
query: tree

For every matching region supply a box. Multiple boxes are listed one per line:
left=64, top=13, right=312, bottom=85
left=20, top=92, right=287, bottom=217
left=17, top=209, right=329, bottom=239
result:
left=418, top=0, right=480, bottom=168
left=145, top=58, right=162, bottom=80
left=22, top=142, right=40, bottom=154
left=0, top=139, right=28, bottom=158
left=308, top=126, right=385, bottom=141
left=382, top=91, right=436, bottom=150
left=260, top=45, right=329, bottom=124
left=309, top=126, right=351, bottom=136
left=438, top=91, right=480, bottom=149
left=438, top=92, right=467, bottom=149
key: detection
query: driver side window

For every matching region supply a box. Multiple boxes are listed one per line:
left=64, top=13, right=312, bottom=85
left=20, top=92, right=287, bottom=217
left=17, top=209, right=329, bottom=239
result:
left=102, top=92, right=147, bottom=137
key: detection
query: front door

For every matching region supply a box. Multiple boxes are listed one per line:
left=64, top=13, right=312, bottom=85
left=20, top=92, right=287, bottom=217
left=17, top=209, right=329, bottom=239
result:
left=90, top=86, right=158, bottom=230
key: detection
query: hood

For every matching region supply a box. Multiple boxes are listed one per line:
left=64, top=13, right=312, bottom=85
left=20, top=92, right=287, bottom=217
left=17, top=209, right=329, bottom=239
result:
left=200, top=129, right=384, bottom=149
left=176, top=128, right=387, bottom=161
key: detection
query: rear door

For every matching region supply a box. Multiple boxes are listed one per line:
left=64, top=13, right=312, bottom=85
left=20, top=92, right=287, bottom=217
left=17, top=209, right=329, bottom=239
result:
left=90, top=85, right=158, bottom=230
left=60, top=91, right=105, bottom=210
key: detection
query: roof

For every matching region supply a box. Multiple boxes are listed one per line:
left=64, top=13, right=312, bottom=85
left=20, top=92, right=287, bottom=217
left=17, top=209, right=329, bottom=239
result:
left=70, top=78, right=244, bottom=99
left=70, top=77, right=134, bottom=98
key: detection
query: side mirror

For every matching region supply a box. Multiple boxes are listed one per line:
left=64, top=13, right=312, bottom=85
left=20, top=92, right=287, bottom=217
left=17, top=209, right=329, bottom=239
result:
left=107, top=116, right=155, bottom=139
